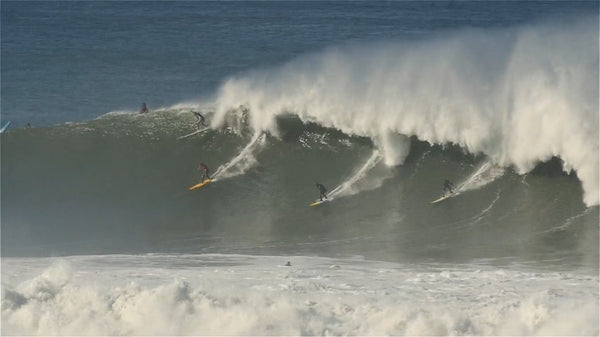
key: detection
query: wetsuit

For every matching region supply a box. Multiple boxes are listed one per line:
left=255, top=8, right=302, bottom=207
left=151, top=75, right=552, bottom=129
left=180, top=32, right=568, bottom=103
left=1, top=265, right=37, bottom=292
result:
left=316, top=183, right=328, bottom=201
left=443, top=180, right=454, bottom=194
left=140, top=103, right=149, bottom=114
left=193, top=112, right=208, bottom=129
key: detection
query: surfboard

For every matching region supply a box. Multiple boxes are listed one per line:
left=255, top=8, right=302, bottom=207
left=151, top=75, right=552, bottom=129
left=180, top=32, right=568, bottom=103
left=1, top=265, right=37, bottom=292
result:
left=177, top=127, right=209, bottom=140
left=309, top=198, right=332, bottom=207
left=430, top=192, right=455, bottom=204
left=189, top=179, right=213, bottom=191
left=0, top=121, right=11, bottom=133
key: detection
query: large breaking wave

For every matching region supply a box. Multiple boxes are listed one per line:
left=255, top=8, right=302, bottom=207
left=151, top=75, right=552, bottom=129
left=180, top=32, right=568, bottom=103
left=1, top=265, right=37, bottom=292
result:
left=213, top=17, right=599, bottom=206
left=1, top=16, right=597, bottom=262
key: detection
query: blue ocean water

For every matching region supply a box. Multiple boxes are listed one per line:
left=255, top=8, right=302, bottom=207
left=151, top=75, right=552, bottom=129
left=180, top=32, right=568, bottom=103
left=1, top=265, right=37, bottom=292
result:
left=2, top=1, right=595, bottom=127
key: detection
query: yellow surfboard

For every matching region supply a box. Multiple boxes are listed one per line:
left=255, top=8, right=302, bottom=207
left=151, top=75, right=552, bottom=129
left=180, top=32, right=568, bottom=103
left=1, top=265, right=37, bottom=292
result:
left=189, top=179, right=213, bottom=191
left=309, top=198, right=332, bottom=207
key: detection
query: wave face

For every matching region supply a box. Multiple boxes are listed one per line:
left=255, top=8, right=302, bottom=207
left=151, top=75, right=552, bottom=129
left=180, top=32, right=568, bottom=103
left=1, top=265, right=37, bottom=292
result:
left=213, top=17, right=599, bottom=206
left=1, top=109, right=597, bottom=270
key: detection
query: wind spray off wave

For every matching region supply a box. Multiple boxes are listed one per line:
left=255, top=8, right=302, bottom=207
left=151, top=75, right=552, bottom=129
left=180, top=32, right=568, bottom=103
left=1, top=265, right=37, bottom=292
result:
left=214, top=17, right=599, bottom=206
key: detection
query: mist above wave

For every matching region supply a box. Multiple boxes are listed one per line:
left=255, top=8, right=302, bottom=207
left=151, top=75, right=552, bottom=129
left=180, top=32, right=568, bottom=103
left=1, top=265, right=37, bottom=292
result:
left=213, top=17, right=598, bottom=206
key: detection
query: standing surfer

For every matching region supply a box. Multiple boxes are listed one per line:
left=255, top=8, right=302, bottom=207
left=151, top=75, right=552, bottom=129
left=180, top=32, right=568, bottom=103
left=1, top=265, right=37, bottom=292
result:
left=193, top=111, right=208, bottom=129
left=316, top=183, right=328, bottom=201
left=199, top=163, right=211, bottom=182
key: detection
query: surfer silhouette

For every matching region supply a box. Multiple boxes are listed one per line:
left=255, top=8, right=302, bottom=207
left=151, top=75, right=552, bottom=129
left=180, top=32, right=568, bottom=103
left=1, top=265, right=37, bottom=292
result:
left=140, top=102, right=149, bottom=114
left=443, top=179, right=455, bottom=195
left=193, top=112, right=208, bottom=129
left=316, top=183, right=328, bottom=201
left=199, top=163, right=211, bottom=182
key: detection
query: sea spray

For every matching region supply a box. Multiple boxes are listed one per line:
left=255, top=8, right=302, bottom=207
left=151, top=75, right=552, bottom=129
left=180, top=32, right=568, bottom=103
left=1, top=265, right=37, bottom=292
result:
left=213, top=132, right=266, bottom=180
left=329, top=150, right=384, bottom=198
left=213, top=18, right=598, bottom=206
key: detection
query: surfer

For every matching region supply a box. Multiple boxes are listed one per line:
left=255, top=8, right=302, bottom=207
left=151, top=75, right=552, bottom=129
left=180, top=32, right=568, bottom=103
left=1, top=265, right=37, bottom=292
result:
left=140, top=102, right=149, bottom=114
left=193, top=112, right=208, bottom=129
left=316, top=183, right=328, bottom=201
left=443, top=179, right=455, bottom=195
left=199, top=163, right=211, bottom=182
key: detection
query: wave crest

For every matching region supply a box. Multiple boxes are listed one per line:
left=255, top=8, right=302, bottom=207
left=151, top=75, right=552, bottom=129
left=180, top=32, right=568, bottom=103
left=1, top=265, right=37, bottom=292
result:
left=213, top=18, right=598, bottom=205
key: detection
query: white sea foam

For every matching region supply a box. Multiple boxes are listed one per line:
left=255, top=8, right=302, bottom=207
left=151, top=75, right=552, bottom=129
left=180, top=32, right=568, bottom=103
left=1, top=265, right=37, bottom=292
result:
left=213, top=132, right=266, bottom=180
left=456, top=161, right=505, bottom=193
left=329, top=149, right=385, bottom=198
left=1, top=255, right=597, bottom=336
left=212, top=18, right=599, bottom=206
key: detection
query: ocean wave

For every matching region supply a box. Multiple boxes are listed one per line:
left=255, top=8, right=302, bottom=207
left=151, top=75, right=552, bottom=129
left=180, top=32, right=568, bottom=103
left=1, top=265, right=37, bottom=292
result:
left=212, top=17, right=599, bottom=206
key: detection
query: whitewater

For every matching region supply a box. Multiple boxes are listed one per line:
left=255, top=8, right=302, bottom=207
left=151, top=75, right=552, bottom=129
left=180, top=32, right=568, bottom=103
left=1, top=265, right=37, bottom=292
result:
left=214, top=18, right=599, bottom=206
left=2, top=255, right=598, bottom=335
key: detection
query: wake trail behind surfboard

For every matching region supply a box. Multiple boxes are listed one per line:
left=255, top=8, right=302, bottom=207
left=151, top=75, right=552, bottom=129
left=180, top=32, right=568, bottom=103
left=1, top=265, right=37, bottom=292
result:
left=431, top=161, right=505, bottom=204
left=310, top=150, right=383, bottom=206
left=329, top=150, right=383, bottom=198
left=212, top=132, right=266, bottom=180
left=456, top=161, right=505, bottom=193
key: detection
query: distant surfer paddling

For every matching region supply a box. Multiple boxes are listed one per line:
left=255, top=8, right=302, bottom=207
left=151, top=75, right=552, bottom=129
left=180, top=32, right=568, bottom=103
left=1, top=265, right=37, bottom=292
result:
left=193, top=111, right=208, bottom=129
left=316, top=183, right=328, bottom=201
left=139, top=102, right=149, bottom=114
left=443, top=179, right=455, bottom=195
left=199, top=163, right=211, bottom=182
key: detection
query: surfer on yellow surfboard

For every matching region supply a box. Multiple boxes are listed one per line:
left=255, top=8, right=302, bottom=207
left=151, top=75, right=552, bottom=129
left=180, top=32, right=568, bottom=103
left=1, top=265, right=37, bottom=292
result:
left=316, top=183, right=328, bottom=201
left=199, top=162, right=211, bottom=182
left=189, top=162, right=213, bottom=191
left=309, top=183, right=330, bottom=207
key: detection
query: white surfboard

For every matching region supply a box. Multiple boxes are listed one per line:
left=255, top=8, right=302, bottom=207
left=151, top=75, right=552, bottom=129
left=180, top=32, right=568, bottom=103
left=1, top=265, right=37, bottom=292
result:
left=177, top=127, right=209, bottom=140
left=430, top=192, right=455, bottom=204
left=1, top=121, right=11, bottom=133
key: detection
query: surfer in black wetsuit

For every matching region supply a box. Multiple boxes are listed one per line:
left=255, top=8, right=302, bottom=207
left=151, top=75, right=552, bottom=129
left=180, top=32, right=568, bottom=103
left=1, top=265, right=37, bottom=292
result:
left=443, top=179, right=454, bottom=195
left=316, top=183, right=328, bottom=201
left=199, top=163, right=211, bottom=182
left=140, top=102, right=149, bottom=114
left=193, top=112, right=208, bottom=129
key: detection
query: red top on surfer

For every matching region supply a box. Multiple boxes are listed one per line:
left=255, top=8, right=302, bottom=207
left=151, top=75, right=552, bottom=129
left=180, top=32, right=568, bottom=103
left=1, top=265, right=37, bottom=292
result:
left=199, top=163, right=211, bottom=182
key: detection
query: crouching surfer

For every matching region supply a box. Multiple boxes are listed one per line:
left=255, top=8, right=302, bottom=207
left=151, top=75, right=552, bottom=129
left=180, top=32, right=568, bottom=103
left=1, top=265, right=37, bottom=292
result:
left=193, top=111, right=208, bottom=129
left=443, top=179, right=455, bottom=195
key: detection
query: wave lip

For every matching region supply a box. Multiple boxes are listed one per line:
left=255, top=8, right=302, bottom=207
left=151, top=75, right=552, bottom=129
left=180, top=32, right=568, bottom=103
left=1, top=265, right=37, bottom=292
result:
left=213, top=17, right=599, bottom=206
